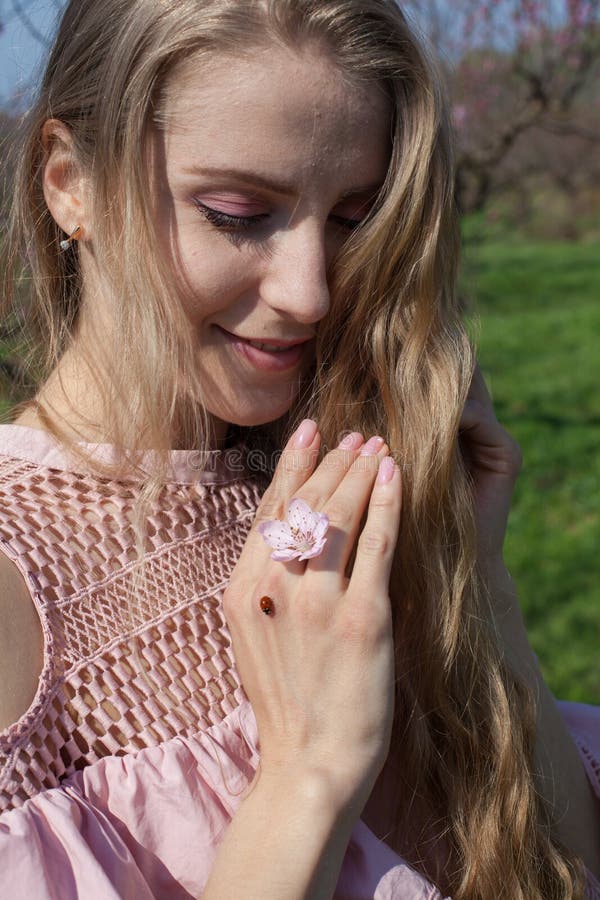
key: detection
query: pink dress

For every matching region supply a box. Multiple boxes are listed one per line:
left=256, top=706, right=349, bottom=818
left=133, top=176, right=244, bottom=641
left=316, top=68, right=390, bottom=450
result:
left=0, top=424, right=598, bottom=899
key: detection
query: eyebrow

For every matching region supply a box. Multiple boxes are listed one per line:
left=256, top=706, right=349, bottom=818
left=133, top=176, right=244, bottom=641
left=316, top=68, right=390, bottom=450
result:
left=182, top=166, right=383, bottom=201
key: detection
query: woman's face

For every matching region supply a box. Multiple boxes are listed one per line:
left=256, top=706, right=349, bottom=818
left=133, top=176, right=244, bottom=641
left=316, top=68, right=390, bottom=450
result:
left=156, top=44, right=391, bottom=442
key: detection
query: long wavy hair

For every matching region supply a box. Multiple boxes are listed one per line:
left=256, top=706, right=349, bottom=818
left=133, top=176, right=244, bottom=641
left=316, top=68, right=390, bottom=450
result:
left=1, top=1, right=586, bottom=896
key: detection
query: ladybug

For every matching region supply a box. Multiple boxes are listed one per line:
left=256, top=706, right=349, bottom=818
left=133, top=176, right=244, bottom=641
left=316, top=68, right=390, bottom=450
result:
left=260, top=596, right=274, bottom=616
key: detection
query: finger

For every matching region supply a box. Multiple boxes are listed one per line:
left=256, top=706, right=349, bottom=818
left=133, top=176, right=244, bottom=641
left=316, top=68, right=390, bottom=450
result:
left=306, top=442, right=389, bottom=578
left=244, top=420, right=322, bottom=557
left=466, top=362, right=494, bottom=412
left=460, top=396, right=498, bottom=438
left=460, top=363, right=501, bottom=441
left=273, top=434, right=383, bottom=577
left=252, top=432, right=371, bottom=580
left=255, top=430, right=371, bottom=543
left=349, top=456, right=402, bottom=600
left=297, top=433, right=384, bottom=513
left=263, top=419, right=323, bottom=513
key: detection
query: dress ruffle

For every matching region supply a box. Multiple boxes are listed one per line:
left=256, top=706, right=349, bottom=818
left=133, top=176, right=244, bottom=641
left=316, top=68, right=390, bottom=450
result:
left=0, top=700, right=447, bottom=898
left=0, top=698, right=598, bottom=898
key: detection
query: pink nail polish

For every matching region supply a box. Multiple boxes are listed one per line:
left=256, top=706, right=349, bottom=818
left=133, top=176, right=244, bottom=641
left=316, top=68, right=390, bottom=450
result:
left=338, top=432, right=362, bottom=450
left=376, top=456, right=395, bottom=484
left=359, top=435, right=384, bottom=455
left=291, top=419, right=317, bottom=449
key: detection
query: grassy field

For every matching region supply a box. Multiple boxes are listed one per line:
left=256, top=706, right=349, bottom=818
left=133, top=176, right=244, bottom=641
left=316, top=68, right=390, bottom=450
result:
left=462, top=218, right=600, bottom=704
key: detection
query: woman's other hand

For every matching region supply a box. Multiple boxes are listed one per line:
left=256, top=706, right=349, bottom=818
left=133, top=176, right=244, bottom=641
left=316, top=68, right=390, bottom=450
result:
left=460, top=363, right=522, bottom=568
left=222, top=421, right=402, bottom=818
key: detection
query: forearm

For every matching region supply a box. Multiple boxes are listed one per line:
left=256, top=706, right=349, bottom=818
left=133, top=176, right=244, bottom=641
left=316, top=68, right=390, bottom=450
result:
left=203, top=770, right=358, bottom=900
left=484, top=559, right=600, bottom=880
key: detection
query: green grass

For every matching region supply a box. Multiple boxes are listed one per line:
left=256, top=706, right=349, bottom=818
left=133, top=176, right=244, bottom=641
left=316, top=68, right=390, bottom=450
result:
left=462, top=219, right=600, bottom=703
left=0, top=327, right=23, bottom=420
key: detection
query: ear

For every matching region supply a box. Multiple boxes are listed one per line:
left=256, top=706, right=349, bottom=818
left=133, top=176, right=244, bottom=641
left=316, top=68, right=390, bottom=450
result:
left=42, top=119, right=91, bottom=242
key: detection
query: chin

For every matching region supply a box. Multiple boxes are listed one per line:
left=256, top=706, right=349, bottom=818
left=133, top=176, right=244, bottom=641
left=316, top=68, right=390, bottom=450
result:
left=219, top=407, right=291, bottom=429
left=211, top=384, right=303, bottom=429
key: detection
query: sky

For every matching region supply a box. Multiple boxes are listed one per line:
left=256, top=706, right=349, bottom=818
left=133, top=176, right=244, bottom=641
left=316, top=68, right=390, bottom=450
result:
left=0, top=0, right=64, bottom=104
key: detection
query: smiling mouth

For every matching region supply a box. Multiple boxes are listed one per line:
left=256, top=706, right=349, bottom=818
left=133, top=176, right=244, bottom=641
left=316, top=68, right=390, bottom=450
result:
left=217, top=327, right=313, bottom=351
left=216, top=326, right=313, bottom=371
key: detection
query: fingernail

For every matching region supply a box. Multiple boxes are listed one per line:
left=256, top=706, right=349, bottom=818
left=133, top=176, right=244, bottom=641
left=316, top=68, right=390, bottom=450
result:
left=376, top=456, right=396, bottom=484
left=337, top=431, right=362, bottom=450
left=291, top=419, right=317, bottom=449
left=359, top=435, right=384, bottom=456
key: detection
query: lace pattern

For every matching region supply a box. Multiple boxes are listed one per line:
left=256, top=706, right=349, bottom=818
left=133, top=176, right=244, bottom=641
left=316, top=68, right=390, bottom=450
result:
left=0, top=443, right=267, bottom=812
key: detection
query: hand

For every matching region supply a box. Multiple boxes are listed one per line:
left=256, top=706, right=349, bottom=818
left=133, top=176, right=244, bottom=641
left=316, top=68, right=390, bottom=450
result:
left=222, top=424, right=402, bottom=815
left=459, top=363, right=522, bottom=567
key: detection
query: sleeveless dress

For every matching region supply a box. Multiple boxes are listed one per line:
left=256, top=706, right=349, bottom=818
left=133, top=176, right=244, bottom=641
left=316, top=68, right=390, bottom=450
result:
left=0, top=423, right=598, bottom=899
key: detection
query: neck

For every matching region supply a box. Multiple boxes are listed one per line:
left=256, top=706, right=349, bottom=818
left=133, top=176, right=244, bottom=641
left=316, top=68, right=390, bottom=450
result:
left=12, top=346, right=229, bottom=451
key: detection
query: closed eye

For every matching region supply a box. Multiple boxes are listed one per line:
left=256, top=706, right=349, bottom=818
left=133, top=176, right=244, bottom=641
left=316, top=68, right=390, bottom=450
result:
left=194, top=199, right=269, bottom=231
left=194, top=199, right=364, bottom=233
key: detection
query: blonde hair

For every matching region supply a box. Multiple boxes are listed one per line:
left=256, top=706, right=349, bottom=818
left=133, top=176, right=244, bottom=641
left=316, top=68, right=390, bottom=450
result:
left=2, top=1, right=586, bottom=896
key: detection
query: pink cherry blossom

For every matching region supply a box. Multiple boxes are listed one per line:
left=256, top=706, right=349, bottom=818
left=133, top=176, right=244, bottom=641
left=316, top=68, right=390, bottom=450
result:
left=258, top=498, right=329, bottom=561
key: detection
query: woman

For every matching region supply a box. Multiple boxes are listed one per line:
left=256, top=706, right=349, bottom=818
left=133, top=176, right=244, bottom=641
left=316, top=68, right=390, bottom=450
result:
left=0, top=1, right=598, bottom=897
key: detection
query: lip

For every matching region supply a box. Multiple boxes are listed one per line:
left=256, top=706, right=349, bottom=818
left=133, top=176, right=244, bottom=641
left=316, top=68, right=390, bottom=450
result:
left=216, top=326, right=313, bottom=372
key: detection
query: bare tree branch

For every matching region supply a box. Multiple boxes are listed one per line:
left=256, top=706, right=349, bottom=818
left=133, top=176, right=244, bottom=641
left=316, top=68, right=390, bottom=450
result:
left=11, top=0, right=50, bottom=48
left=541, top=119, right=600, bottom=141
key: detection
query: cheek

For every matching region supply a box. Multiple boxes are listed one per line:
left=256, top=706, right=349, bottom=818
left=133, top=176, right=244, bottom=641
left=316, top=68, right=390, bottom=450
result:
left=176, top=235, right=255, bottom=316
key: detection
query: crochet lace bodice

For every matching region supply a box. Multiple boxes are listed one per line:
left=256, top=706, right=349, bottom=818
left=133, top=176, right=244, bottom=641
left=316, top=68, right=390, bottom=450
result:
left=0, top=424, right=267, bottom=813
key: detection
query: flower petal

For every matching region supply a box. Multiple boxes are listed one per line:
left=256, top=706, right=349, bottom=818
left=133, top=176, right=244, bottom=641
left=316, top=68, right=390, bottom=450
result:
left=298, top=536, right=327, bottom=560
left=257, top=519, right=295, bottom=550
left=311, top=514, right=330, bottom=542
left=287, top=498, right=321, bottom=534
left=270, top=547, right=302, bottom=561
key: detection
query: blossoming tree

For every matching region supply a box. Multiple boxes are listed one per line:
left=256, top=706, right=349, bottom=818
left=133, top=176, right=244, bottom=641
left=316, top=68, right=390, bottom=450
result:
left=406, top=0, right=600, bottom=215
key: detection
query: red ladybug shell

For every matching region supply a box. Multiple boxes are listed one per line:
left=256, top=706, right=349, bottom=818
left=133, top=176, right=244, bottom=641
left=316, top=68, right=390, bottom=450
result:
left=260, top=596, right=274, bottom=615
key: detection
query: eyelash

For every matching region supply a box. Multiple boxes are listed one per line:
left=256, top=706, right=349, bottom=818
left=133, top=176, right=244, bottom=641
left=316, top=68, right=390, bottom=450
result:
left=194, top=200, right=268, bottom=231
left=194, top=200, right=362, bottom=232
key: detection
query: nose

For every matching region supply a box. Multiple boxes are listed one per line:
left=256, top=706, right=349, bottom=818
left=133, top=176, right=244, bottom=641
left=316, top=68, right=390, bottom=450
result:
left=260, top=223, right=331, bottom=325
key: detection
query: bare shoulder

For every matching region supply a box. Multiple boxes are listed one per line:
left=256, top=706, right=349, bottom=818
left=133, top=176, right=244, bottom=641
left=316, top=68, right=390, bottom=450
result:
left=0, top=550, right=44, bottom=731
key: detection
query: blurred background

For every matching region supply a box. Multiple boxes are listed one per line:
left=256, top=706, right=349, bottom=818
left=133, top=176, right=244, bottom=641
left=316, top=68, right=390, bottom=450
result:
left=0, top=1, right=598, bottom=702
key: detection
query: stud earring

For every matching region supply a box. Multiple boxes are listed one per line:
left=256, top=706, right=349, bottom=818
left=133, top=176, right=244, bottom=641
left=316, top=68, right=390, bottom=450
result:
left=59, top=225, right=82, bottom=252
